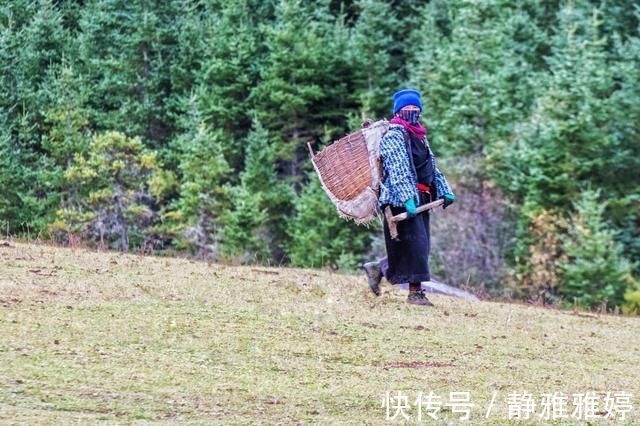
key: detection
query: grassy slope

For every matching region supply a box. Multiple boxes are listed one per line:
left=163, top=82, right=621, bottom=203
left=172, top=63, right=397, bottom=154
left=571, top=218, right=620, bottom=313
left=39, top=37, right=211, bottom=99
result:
left=0, top=242, right=639, bottom=424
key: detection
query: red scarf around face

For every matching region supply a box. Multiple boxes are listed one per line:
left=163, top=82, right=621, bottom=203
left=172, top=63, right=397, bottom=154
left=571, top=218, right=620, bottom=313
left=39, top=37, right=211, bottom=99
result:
left=390, top=116, right=427, bottom=141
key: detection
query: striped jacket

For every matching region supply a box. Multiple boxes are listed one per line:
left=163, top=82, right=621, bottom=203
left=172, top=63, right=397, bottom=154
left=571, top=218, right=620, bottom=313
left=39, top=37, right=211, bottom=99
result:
left=378, top=124, right=452, bottom=208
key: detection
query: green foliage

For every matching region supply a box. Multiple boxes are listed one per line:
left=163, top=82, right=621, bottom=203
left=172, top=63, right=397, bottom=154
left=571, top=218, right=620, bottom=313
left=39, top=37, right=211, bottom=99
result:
left=489, top=5, right=640, bottom=309
left=497, top=6, right=615, bottom=206
left=623, top=279, right=640, bottom=315
left=76, top=0, right=179, bottom=144
left=0, top=115, right=58, bottom=235
left=221, top=118, right=294, bottom=263
left=41, top=61, right=92, bottom=164
left=0, top=0, right=69, bottom=233
left=412, top=0, right=520, bottom=159
left=351, top=0, right=399, bottom=118
left=560, top=190, right=635, bottom=310
left=175, top=124, right=230, bottom=225
left=194, top=0, right=261, bottom=164
left=252, top=0, right=357, bottom=176
left=53, top=131, right=160, bottom=252
left=607, top=29, right=640, bottom=272
left=170, top=103, right=232, bottom=258
left=287, top=174, right=371, bottom=269
left=221, top=187, right=269, bottom=264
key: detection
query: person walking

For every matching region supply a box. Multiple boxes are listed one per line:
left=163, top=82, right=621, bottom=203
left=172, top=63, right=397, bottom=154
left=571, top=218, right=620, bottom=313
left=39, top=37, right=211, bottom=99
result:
left=363, top=89, right=455, bottom=306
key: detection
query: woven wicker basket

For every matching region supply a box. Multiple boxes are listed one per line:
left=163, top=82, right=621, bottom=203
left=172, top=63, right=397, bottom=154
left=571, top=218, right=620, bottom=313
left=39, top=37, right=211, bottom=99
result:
left=309, top=119, right=389, bottom=224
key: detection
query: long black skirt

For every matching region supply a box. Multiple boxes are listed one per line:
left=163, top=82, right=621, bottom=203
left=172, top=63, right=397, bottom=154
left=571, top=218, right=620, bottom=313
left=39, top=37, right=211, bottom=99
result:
left=379, top=200, right=431, bottom=285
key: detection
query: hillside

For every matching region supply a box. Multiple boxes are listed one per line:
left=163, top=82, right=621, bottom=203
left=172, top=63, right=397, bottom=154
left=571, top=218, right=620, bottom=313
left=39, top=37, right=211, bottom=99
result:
left=1, top=242, right=639, bottom=424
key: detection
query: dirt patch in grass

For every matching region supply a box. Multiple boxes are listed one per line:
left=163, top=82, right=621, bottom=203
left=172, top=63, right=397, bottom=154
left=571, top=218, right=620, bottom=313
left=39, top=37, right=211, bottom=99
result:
left=0, top=297, right=22, bottom=307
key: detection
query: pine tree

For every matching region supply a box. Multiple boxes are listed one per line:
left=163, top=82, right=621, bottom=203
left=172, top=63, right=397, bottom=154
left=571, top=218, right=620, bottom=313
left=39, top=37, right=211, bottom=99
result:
left=41, top=61, right=93, bottom=165
left=192, top=0, right=262, bottom=166
left=496, top=4, right=618, bottom=209
left=221, top=118, right=294, bottom=263
left=607, top=26, right=640, bottom=273
left=560, top=190, right=634, bottom=310
left=287, top=174, right=371, bottom=269
left=76, top=0, right=179, bottom=145
left=0, top=120, right=33, bottom=233
left=220, top=187, right=269, bottom=264
left=167, top=0, right=210, bottom=99
left=411, top=1, right=519, bottom=159
left=51, top=131, right=160, bottom=252
left=0, top=0, right=69, bottom=233
left=351, top=0, right=399, bottom=118
left=252, top=0, right=356, bottom=179
left=171, top=101, right=232, bottom=259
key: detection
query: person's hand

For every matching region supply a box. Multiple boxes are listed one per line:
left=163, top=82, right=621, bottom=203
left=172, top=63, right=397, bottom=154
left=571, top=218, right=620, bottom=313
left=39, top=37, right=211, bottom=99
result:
left=404, top=197, right=417, bottom=218
left=443, top=193, right=455, bottom=209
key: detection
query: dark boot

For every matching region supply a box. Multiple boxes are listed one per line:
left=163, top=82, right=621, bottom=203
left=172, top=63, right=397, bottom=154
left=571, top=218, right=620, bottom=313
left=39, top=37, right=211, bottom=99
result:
left=407, top=290, right=434, bottom=306
left=362, top=261, right=382, bottom=296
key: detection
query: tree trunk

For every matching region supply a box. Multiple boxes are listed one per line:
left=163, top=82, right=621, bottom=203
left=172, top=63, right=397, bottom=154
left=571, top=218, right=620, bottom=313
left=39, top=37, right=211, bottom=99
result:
left=114, top=180, right=128, bottom=253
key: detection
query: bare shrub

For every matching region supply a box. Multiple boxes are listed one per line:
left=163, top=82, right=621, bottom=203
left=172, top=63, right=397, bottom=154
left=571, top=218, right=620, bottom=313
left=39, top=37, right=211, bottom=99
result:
left=429, top=155, right=514, bottom=295
left=507, top=209, right=567, bottom=305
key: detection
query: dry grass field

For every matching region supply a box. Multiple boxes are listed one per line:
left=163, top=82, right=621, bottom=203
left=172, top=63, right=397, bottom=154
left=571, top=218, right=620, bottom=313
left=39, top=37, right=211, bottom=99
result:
left=1, top=242, right=639, bottom=424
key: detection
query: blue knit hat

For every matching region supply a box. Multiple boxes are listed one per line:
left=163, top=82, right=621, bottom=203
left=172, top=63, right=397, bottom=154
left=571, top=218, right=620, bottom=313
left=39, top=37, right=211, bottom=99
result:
left=392, top=89, right=423, bottom=114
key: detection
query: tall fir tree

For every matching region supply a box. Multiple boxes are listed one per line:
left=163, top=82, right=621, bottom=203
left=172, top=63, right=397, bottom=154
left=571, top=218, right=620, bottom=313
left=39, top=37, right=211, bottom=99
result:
left=221, top=118, right=294, bottom=263
left=496, top=4, right=618, bottom=208
left=76, top=0, right=179, bottom=145
left=411, top=0, right=517, bottom=159
left=252, top=0, right=356, bottom=181
left=287, top=174, right=371, bottom=269
left=351, top=0, right=399, bottom=118
left=191, top=0, right=262, bottom=167
left=0, top=0, right=69, bottom=233
left=560, top=190, right=634, bottom=309
left=171, top=100, right=232, bottom=259
left=41, top=61, right=93, bottom=166
left=607, top=23, right=640, bottom=273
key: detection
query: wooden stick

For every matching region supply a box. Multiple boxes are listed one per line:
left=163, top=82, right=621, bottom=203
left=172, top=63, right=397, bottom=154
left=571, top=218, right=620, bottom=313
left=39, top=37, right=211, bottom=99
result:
left=391, top=198, right=444, bottom=222
left=385, top=199, right=445, bottom=240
